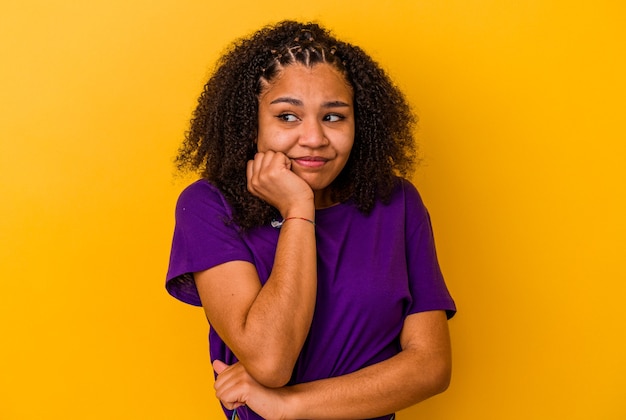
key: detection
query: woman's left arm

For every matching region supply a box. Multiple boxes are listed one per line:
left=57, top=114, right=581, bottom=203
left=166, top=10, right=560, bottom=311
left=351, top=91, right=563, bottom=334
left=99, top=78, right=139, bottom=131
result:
left=213, top=310, right=451, bottom=419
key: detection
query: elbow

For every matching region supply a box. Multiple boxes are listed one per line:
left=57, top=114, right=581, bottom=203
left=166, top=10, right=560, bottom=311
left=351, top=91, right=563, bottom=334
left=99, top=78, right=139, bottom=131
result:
left=428, top=360, right=452, bottom=396
left=235, top=338, right=301, bottom=387
left=245, top=356, right=294, bottom=388
left=434, top=368, right=452, bottom=395
left=255, top=368, right=292, bottom=388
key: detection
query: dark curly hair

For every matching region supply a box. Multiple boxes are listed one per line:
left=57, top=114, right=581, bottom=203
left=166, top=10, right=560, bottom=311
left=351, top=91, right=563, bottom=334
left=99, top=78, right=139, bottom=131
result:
left=176, top=20, right=417, bottom=230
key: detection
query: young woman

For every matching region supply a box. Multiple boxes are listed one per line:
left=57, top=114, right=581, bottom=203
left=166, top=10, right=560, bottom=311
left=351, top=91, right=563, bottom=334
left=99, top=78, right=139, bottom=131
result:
left=166, top=20, right=456, bottom=420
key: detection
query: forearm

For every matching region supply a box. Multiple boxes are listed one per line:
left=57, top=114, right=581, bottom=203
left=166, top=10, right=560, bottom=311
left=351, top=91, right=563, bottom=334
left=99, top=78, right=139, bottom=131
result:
left=213, top=312, right=452, bottom=418
left=282, top=346, right=451, bottom=419
left=224, top=150, right=319, bottom=385
left=242, top=210, right=317, bottom=384
left=195, top=206, right=317, bottom=387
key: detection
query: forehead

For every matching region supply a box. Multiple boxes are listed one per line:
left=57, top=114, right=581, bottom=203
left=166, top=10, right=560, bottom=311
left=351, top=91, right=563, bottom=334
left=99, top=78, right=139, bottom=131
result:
left=259, top=63, right=353, bottom=102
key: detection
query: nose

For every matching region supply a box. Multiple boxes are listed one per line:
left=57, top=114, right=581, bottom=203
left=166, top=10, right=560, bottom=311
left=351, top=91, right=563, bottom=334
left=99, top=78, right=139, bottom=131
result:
left=299, top=119, right=328, bottom=148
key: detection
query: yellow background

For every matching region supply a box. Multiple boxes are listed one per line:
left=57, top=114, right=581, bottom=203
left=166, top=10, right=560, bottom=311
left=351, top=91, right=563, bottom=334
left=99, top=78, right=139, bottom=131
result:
left=1, top=0, right=624, bottom=418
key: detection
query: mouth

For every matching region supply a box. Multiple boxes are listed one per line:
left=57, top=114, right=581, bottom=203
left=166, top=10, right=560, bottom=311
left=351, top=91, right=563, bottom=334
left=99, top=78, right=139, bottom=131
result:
left=291, top=156, right=329, bottom=168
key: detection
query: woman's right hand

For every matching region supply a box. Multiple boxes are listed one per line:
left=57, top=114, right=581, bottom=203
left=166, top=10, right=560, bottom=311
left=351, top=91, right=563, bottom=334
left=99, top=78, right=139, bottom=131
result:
left=246, top=151, right=314, bottom=217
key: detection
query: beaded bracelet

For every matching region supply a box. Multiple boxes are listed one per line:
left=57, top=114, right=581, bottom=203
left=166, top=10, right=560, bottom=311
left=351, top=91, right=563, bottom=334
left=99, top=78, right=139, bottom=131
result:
left=271, top=217, right=316, bottom=228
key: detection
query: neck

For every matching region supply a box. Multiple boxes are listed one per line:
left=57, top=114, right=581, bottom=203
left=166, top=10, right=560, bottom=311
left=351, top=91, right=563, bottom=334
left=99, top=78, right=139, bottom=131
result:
left=313, top=189, right=336, bottom=209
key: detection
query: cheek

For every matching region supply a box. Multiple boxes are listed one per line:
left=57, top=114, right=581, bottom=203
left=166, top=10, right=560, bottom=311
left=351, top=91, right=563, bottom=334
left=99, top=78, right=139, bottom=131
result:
left=256, top=112, right=278, bottom=151
left=256, top=129, right=274, bottom=152
left=256, top=119, right=275, bottom=151
left=340, top=136, right=355, bottom=157
left=256, top=128, right=292, bottom=153
left=339, top=124, right=355, bottom=155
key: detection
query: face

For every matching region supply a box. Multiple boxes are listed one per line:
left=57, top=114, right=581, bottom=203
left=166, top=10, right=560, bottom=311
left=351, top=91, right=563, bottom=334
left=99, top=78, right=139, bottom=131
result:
left=257, top=63, right=355, bottom=207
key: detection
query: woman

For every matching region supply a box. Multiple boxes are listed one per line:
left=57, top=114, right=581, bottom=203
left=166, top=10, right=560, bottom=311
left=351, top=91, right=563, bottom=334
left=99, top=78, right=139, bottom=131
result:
left=166, top=20, right=456, bottom=419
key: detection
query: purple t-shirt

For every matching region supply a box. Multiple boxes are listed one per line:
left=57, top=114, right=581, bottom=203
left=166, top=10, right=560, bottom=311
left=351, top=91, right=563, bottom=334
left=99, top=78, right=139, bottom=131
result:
left=166, top=178, right=456, bottom=419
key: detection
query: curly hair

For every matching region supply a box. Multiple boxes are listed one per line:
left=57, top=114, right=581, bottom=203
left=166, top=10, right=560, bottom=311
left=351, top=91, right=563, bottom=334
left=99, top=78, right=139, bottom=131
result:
left=176, top=20, right=417, bottom=230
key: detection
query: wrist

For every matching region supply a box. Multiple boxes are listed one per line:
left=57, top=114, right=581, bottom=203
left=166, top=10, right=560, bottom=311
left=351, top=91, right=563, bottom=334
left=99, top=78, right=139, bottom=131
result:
left=271, top=216, right=316, bottom=229
left=282, top=204, right=315, bottom=221
left=279, top=386, right=303, bottom=419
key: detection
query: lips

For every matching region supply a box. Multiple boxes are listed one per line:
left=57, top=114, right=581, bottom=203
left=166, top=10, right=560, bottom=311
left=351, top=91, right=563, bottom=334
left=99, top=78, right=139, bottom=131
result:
left=292, top=156, right=329, bottom=168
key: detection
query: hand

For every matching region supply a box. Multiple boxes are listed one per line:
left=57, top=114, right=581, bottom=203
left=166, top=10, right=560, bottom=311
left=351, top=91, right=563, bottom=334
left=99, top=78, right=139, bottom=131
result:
left=246, top=151, right=314, bottom=217
left=213, top=360, right=291, bottom=420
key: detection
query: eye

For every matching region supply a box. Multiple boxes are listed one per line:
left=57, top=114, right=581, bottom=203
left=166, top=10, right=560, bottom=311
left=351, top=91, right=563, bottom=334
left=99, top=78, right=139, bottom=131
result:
left=277, top=113, right=299, bottom=122
left=324, top=113, right=345, bottom=122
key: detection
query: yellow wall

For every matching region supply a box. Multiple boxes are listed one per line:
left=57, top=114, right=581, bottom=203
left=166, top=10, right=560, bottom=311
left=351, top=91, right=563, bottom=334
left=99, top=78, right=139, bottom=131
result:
left=1, top=1, right=624, bottom=418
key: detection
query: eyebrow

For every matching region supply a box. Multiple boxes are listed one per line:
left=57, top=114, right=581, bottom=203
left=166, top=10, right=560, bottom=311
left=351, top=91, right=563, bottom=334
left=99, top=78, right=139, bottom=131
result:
left=269, top=97, right=351, bottom=108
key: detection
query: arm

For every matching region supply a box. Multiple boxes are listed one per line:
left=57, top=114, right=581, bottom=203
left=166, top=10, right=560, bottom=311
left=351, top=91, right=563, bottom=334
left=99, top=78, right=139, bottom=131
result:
left=214, top=310, right=452, bottom=419
left=196, top=151, right=317, bottom=388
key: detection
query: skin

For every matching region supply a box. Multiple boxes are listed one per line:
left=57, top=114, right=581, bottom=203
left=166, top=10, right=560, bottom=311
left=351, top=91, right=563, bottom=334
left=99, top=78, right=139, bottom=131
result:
left=197, top=62, right=453, bottom=417
left=255, top=62, right=355, bottom=209
left=214, top=310, right=451, bottom=419
left=194, top=63, right=354, bottom=387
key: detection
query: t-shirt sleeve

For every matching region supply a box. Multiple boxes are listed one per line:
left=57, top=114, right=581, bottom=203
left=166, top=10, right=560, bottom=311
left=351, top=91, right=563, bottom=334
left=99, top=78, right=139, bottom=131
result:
left=165, top=180, right=254, bottom=306
left=403, top=181, right=457, bottom=319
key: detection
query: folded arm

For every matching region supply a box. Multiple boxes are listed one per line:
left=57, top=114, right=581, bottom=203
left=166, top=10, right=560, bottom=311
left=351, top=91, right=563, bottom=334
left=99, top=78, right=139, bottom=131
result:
left=214, top=310, right=452, bottom=419
left=195, top=151, right=318, bottom=388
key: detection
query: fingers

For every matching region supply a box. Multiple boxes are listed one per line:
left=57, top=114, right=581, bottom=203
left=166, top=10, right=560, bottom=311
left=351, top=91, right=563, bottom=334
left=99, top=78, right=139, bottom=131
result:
left=213, top=359, right=229, bottom=375
left=213, top=362, right=249, bottom=410
left=246, top=151, right=314, bottom=216
left=247, top=152, right=297, bottom=194
left=247, top=151, right=288, bottom=188
left=213, top=362, right=286, bottom=418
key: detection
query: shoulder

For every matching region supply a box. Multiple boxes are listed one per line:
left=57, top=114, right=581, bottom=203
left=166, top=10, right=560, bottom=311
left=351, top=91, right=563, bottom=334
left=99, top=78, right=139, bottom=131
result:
left=177, top=179, right=223, bottom=207
left=383, top=178, right=432, bottom=239
left=175, top=179, right=234, bottom=220
left=389, top=177, right=427, bottom=214
left=394, top=177, right=419, bottom=197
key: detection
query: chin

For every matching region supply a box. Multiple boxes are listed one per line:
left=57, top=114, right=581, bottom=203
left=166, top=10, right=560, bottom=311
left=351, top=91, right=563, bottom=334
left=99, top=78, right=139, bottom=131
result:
left=295, top=174, right=324, bottom=189
left=305, top=180, right=331, bottom=192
